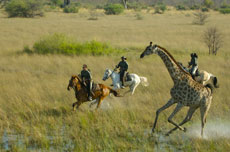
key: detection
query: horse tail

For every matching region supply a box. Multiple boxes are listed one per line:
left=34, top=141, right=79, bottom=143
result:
left=109, top=88, right=123, bottom=97
left=212, top=76, right=219, bottom=88
left=139, top=76, right=149, bottom=87
left=205, top=83, right=215, bottom=94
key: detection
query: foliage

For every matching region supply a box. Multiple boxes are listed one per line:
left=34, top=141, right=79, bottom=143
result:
left=219, top=8, right=230, bottom=14
left=135, top=13, right=144, bottom=20
left=5, top=0, right=44, bottom=18
left=203, top=0, right=214, bottom=8
left=176, top=4, right=187, bottom=10
left=50, top=0, right=62, bottom=6
left=63, top=4, right=79, bottom=13
left=104, top=3, right=124, bottom=15
left=203, top=27, right=223, bottom=55
left=193, top=11, right=208, bottom=25
left=154, top=4, right=166, bottom=14
left=24, top=33, right=122, bottom=55
left=127, top=2, right=147, bottom=11
left=190, top=4, right=200, bottom=10
left=201, top=7, right=209, bottom=12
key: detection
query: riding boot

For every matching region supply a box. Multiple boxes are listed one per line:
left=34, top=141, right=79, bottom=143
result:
left=87, top=81, right=93, bottom=101
left=121, top=79, right=125, bottom=89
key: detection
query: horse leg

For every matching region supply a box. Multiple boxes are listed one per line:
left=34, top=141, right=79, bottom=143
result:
left=200, top=99, right=212, bottom=137
left=96, top=96, right=106, bottom=109
left=73, top=101, right=82, bottom=111
left=89, top=98, right=99, bottom=108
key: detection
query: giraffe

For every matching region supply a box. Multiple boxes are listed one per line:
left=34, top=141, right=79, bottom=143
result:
left=140, top=42, right=215, bottom=136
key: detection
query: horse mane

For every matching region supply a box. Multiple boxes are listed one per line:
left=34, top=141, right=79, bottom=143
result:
left=156, top=45, right=191, bottom=76
left=72, top=75, right=84, bottom=86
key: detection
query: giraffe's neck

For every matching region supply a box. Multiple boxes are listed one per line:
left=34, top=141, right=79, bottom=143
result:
left=156, top=47, right=188, bottom=83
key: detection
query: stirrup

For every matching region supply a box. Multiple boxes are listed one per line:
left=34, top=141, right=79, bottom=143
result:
left=88, top=96, right=92, bottom=101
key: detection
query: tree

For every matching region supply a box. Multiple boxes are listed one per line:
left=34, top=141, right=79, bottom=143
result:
left=193, top=11, right=208, bottom=25
left=203, top=27, right=223, bottom=55
left=121, top=0, right=127, bottom=9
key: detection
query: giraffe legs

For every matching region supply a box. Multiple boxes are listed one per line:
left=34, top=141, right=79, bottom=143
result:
left=166, top=106, right=198, bottom=136
left=167, top=103, right=185, bottom=132
left=152, top=98, right=176, bottom=133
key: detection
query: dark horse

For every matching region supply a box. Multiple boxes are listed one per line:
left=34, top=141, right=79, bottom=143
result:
left=67, top=75, right=121, bottom=110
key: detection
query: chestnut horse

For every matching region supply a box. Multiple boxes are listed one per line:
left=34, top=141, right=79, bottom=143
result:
left=67, top=75, right=120, bottom=110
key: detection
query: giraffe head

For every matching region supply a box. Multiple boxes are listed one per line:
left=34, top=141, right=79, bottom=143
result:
left=140, top=42, right=158, bottom=58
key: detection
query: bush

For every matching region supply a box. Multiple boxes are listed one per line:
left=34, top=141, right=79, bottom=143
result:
left=190, top=4, right=200, bottom=10
left=135, top=13, right=144, bottom=20
left=127, top=3, right=147, bottom=11
left=50, top=0, right=62, bottom=6
left=201, top=7, right=209, bottom=12
left=25, top=33, right=122, bottom=55
left=154, top=4, right=166, bottom=14
left=219, top=8, right=230, bottom=14
left=104, top=4, right=124, bottom=15
left=63, top=5, right=79, bottom=13
left=176, top=4, right=187, bottom=10
left=5, top=0, right=44, bottom=18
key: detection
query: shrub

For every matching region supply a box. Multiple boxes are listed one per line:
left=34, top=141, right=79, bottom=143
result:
left=154, top=4, right=166, bottom=14
left=127, top=3, right=147, bottom=11
left=219, top=8, right=230, bottom=14
left=50, top=0, right=62, bottom=6
left=135, top=13, right=144, bottom=20
left=190, top=4, right=200, bottom=10
left=193, top=11, right=208, bottom=25
left=201, top=7, right=209, bottom=12
left=176, top=4, right=187, bottom=10
left=63, top=4, right=79, bottom=13
left=5, top=0, right=44, bottom=18
left=104, top=4, right=124, bottom=15
left=25, top=33, right=122, bottom=55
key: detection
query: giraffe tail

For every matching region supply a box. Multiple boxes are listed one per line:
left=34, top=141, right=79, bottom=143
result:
left=205, top=83, right=214, bottom=94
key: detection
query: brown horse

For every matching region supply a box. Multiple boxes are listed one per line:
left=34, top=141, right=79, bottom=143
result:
left=67, top=75, right=120, bottom=110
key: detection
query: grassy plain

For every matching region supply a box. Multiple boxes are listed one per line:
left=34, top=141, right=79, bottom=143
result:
left=0, top=8, right=230, bottom=151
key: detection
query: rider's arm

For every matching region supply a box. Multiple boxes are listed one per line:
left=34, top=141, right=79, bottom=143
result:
left=125, top=62, right=128, bottom=71
left=116, top=62, right=121, bottom=68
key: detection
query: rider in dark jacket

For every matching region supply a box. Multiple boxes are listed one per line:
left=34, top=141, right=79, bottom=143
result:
left=116, top=56, right=128, bottom=88
left=81, top=64, right=92, bottom=101
left=188, top=53, right=198, bottom=79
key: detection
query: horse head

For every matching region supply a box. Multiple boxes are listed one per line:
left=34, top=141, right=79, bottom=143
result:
left=67, top=75, right=82, bottom=91
left=102, top=68, right=113, bottom=81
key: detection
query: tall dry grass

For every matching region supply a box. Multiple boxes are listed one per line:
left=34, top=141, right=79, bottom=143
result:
left=0, top=9, right=229, bottom=151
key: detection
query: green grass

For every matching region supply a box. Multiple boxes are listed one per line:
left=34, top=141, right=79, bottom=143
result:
left=0, top=8, right=230, bottom=151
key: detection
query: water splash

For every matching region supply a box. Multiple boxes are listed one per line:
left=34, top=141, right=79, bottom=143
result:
left=186, top=119, right=230, bottom=140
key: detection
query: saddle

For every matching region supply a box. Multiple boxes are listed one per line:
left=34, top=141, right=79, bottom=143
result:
left=124, top=72, right=132, bottom=82
left=92, top=82, right=100, bottom=92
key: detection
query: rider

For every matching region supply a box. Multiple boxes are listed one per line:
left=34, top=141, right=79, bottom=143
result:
left=188, top=53, right=198, bottom=79
left=115, top=56, right=128, bottom=89
left=81, top=64, right=92, bottom=101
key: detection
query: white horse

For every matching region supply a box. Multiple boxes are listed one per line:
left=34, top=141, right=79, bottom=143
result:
left=102, top=68, right=149, bottom=95
left=178, top=62, right=219, bottom=87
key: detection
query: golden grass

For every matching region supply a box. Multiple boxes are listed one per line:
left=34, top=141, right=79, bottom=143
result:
left=0, top=9, right=230, bottom=151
